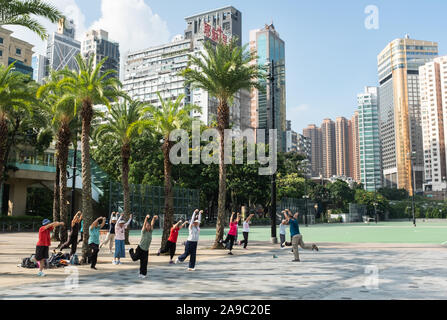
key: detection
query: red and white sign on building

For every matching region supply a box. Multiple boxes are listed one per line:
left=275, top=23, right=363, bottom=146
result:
left=203, top=22, right=229, bottom=44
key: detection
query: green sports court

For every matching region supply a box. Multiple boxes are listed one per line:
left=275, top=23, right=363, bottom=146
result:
left=130, top=221, right=447, bottom=245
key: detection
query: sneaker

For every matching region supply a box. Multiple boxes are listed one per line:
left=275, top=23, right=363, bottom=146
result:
left=91, top=266, right=97, bottom=270
left=187, top=268, right=195, bottom=271
left=280, top=246, right=287, bottom=250
left=140, top=274, right=147, bottom=279
left=313, top=244, right=319, bottom=252
left=175, top=258, right=182, bottom=264
left=118, top=261, right=122, bottom=265
left=157, top=249, right=161, bottom=256
left=292, top=259, right=300, bottom=262
left=112, top=260, right=117, bottom=265
left=228, top=252, right=233, bottom=255
left=37, top=271, right=46, bottom=277
left=169, top=260, right=174, bottom=265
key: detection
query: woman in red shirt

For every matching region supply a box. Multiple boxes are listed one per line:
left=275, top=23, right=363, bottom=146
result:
left=35, top=219, right=65, bottom=277
left=157, top=219, right=188, bottom=264
left=223, top=212, right=241, bottom=255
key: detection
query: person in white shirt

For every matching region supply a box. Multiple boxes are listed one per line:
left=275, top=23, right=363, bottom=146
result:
left=239, top=213, right=255, bottom=249
left=175, top=209, right=202, bottom=271
left=113, top=213, right=132, bottom=265
left=100, top=212, right=118, bottom=253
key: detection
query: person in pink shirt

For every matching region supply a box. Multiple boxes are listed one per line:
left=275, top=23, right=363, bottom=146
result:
left=223, top=212, right=241, bottom=255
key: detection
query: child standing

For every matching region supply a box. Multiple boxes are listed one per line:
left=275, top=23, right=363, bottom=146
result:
left=129, top=215, right=158, bottom=278
left=35, top=219, right=65, bottom=277
left=239, top=213, right=255, bottom=249
left=176, top=209, right=202, bottom=271
left=157, top=219, right=188, bottom=264
left=88, top=216, right=106, bottom=270
left=113, top=213, right=132, bottom=265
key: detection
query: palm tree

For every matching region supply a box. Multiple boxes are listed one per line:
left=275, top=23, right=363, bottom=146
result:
left=133, top=93, right=200, bottom=249
left=0, top=63, right=35, bottom=190
left=181, top=39, right=265, bottom=248
left=58, top=54, right=122, bottom=262
left=95, top=99, right=147, bottom=244
left=37, top=70, right=78, bottom=243
left=0, top=0, right=64, bottom=40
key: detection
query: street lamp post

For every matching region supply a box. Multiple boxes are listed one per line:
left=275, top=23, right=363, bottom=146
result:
left=408, top=151, right=417, bottom=227
left=303, top=195, right=309, bottom=227
left=268, top=60, right=277, bottom=244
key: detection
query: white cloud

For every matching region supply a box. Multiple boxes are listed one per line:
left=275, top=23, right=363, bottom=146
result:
left=4, top=0, right=170, bottom=65
left=89, top=0, right=170, bottom=55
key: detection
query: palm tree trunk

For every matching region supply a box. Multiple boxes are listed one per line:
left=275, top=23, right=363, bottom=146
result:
left=57, top=124, right=71, bottom=244
left=52, top=159, right=60, bottom=241
left=161, top=139, right=174, bottom=250
left=121, top=143, right=131, bottom=245
left=80, top=99, right=94, bottom=264
left=213, top=100, right=230, bottom=249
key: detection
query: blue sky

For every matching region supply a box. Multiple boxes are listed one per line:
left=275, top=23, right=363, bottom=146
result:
left=12, top=0, right=447, bottom=133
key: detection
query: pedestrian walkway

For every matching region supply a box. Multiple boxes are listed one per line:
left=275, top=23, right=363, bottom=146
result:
left=1, top=238, right=447, bottom=299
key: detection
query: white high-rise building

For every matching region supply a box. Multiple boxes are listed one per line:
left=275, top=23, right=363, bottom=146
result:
left=420, top=56, right=447, bottom=191
left=123, top=7, right=249, bottom=130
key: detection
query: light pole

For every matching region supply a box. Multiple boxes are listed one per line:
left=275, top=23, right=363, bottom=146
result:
left=303, top=195, right=309, bottom=227
left=408, top=151, right=417, bottom=227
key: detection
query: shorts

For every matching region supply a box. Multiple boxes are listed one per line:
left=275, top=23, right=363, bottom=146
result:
left=35, top=246, right=49, bottom=261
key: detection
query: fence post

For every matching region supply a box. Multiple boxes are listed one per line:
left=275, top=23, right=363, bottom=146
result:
left=18, top=222, right=21, bottom=232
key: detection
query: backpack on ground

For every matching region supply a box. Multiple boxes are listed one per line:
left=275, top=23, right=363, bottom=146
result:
left=70, top=254, right=80, bottom=265
left=21, top=257, right=38, bottom=268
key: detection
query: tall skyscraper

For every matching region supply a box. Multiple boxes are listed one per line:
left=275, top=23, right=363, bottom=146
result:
left=335, top=117, right=350, bottom=177
left=249, top=24, right=286, bottom=152
left=420, top=56, right=447, bottom=191
left=303, top=124, right=322, bottom=177
left=81, top=29, right=120, bottom=78
left=123, top=6, right=246, bottom=129
left=378, top=36, right=438, bottom=194
left=358, top=87, right=382, bottom=191
left=321, top=119, right=336, bottom=178
left=38, top=18, right=81, bottom=83
left=0, top=27, right=34, bottom=77
left=349, top=111, right=361, bottom=182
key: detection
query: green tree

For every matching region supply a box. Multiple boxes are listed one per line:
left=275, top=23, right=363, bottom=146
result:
left=0, top=0, right=64, bottom=40
left=181, top=39, right=266, bottom=249
left=59, top=54, right=122, bottom=262
left=132, top=93, right=199, bottom=249
left=38, top=70, right=78, bottom=242
left=277, top=173, right=306, bottom=200
left=95, top=99, right=147, bottom=244
left=327, top=180, right=354, bottom=212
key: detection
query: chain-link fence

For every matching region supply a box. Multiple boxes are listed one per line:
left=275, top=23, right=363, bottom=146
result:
left=109, top=182, right=199, bottom=229
left=278, top=198, right=316, bottom=225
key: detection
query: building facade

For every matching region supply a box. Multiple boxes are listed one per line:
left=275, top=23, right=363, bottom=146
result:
left=349, top=111, right=361, bottom=182
left=36, top=18, right=81, bottom=83
left=420, top=56, right=447, bottom=192
left=358, top=87, right=382, bottom=191
left=378, top=36, right=438, bottom=194
left=335, top=117, right=350, bottom=177
left=81, top=29, right=120, bottom=78
left=249, top=24, right=286, bottom=152
left=321, top=118, right=336, bottom=178
left=123, top=6, right=247, bottom=129
left=303, top=124, right=323, bottom=177
left=0, top=27, right=34, bottom=77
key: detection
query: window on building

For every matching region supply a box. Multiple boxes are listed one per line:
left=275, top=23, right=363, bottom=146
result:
left=16, top=48, right=21, bottom=55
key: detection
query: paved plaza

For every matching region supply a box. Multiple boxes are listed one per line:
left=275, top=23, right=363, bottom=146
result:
left=1, top=233, right=447, bottom=299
